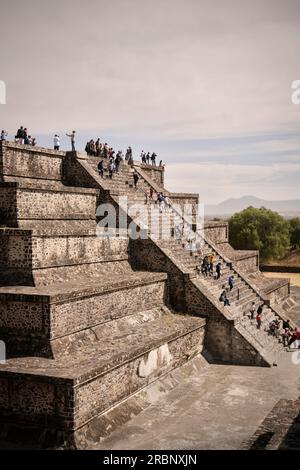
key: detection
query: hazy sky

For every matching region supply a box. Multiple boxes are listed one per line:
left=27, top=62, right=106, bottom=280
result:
left=1, top=0, right=300, bottom=203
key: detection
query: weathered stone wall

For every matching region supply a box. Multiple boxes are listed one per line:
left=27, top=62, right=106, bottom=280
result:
left=0, top=185, right=98, bottom=226
left=234, top=253, right=259, bottom=273
left=204, top=222, right=228, bottom=243
left=0, top=142, right=64, bottom=181
left=0, top=229, right=129, bottom=269
left=129, top=237, right=188, bottom=310
left=0, top=325, right=204, bottom=436
left=184, top=279, right=268, bottom=366
left=130, top=237, right=271, bottom=367
left=170, top=193, right=199, bottom=227
left=138, top=163, right=164, bottom=187
left=268, top=282, right=290, bottom=305
left=0, top=373, right=73, bottom=429
left=0, top=274, right=168, bottom=357
left=73, top=328, right=203, bottom=429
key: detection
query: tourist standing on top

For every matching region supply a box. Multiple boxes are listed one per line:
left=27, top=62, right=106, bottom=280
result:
left=1, top=130, right=7, bottom=141
left=125, top=146, right=133, bottom=164
left=95, top=138, right=101, bottom=156
left=15, top=126, right=25, bottom=143
left=151, top=152, right=157, bottom=166
left=140, top=150, right=146, bottom=163
left=146, top=152, right=150, bottom=164
left=54, top=134, right=60, bottom=151
left=66, top=130, right=76, bottom=151
left=23, top=128, right=29, bottom=145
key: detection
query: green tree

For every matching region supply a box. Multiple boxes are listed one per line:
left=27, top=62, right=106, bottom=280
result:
left=229, top=206, right=290, bottom=261
left=289, top=217, right=300, bottom=249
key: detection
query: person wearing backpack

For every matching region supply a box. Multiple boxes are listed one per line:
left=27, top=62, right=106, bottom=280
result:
left=219, top=288, right=230, bottom=306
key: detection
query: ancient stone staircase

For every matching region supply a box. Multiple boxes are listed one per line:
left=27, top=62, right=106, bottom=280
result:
left=0, top=142, right=293, bottom=448
left=0, top=142, right=205, bottom=448
left=74, top=152, right=290, bottom=367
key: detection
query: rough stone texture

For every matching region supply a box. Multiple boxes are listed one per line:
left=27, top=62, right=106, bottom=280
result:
left=0, top=183, right=97, bottom=227
left=248, top=271, right=290, bottom=304
left=0, top=228, right=130, bottom=285
left=0, top=142, right=295, bottom=448
left=0, top=311, right=205, bottom=448
left=137, top=162, right=165, bottom=187
left=242, top=397, right=300, bottom=450
left=0, top=142, right=64, bottom=181
left=0, top=143, right=207, bottom=448
left=204, top=221, right=228, bottom=243
left=0, top=273, right=169, bottom=357
left=91, top=352, right=300, bottom=451
left=169, top=193, right=199, bottom=226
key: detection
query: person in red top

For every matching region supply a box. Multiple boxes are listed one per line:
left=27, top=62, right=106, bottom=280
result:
left=288, top=328, right=300, bottom=348
left=256, top=313, right=262, bottom=330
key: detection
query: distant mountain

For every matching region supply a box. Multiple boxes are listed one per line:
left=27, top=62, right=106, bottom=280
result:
left=205, top=195, right=300, bottom=217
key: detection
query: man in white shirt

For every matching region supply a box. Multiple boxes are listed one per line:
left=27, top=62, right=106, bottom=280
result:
left=54, top=134, right=60, bottom=151
left=66, top=130, right=76, bottom=151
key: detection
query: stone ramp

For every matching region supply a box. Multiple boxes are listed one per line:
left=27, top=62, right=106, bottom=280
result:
left=0, top=308, right=205, bottom=448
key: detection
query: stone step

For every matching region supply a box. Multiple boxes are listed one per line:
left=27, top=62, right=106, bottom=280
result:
left=239, top=318, right=285, bottom=354
left=0, top=310, right=205, bottom=448
left=0, top=228, right=130, bottom=285
left=0, top=181, right=98, bottom=226
left=0, top=271, right=168, bottom=357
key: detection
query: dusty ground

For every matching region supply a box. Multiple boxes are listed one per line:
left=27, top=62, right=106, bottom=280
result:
left=93, top=281, right=300, bottom=451
left=95, top=352, right=300, bottom=450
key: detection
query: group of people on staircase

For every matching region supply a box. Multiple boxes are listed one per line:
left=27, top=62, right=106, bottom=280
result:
left=85, top=139, right=133, bottom=163
left=267, top=316, right=300, bottom=348
left=97, top=153, right=124, bottom=179
left=244, top=301, right=300, bottom=348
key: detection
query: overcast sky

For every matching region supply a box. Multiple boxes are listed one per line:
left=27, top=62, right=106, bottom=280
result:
left=0, top=0, right=299, bottom=204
